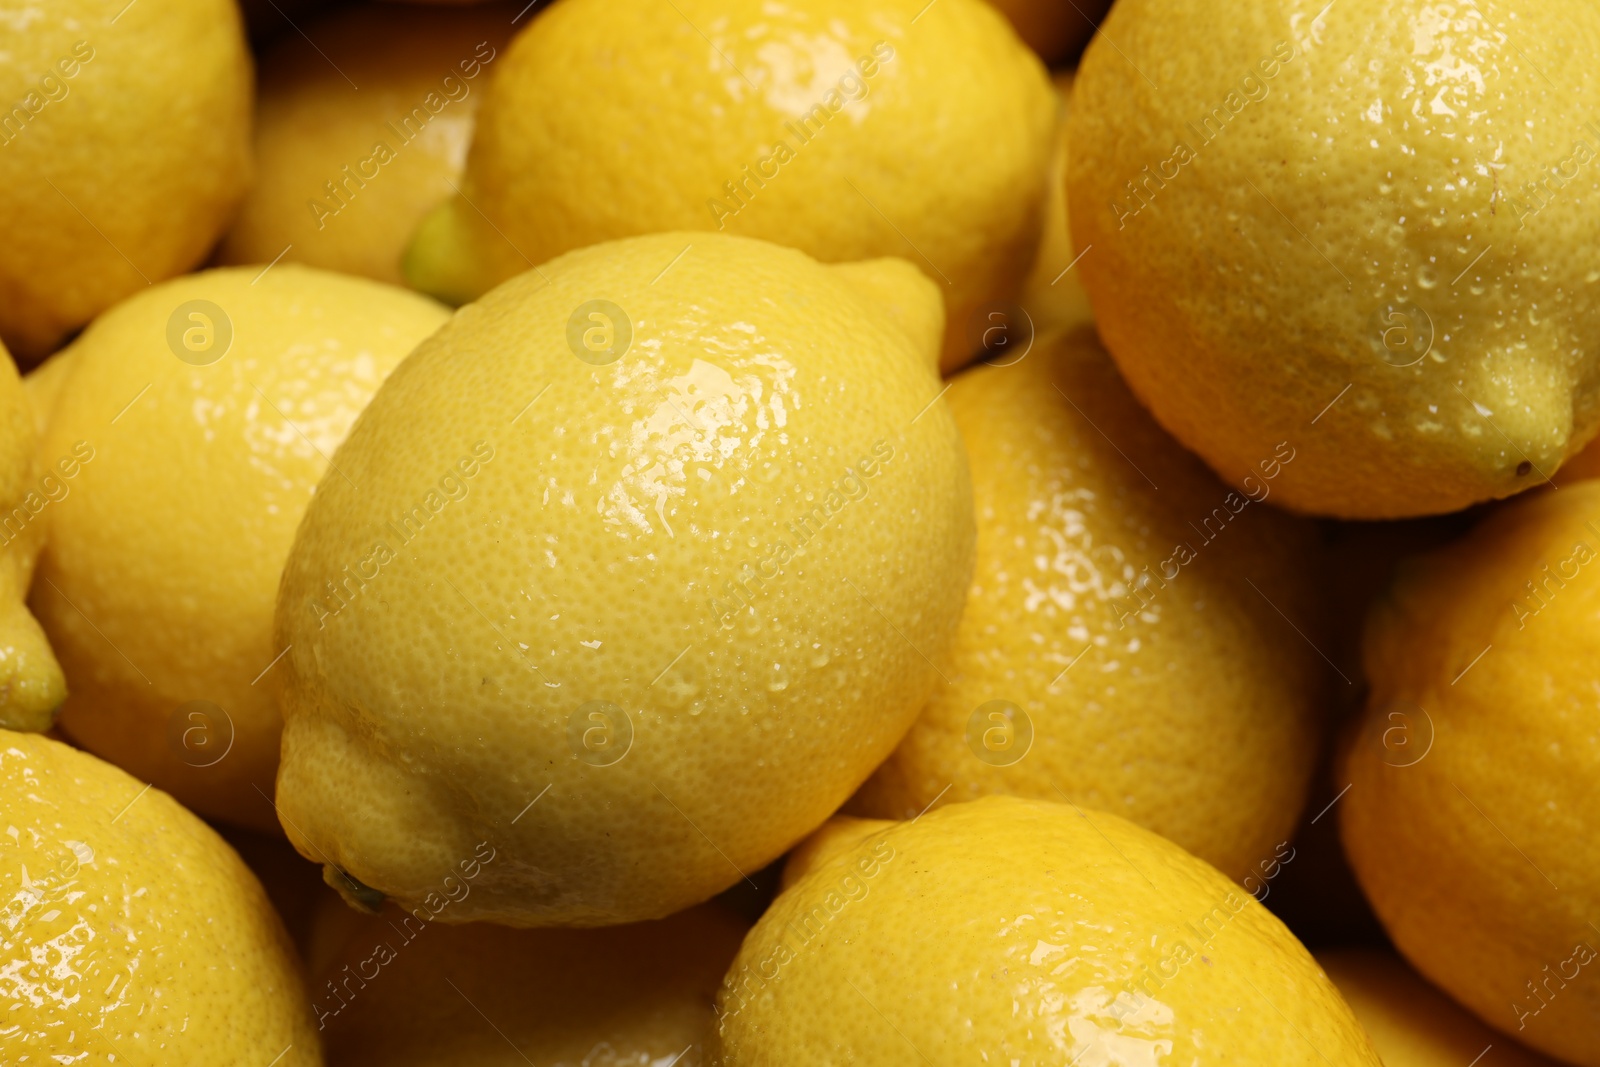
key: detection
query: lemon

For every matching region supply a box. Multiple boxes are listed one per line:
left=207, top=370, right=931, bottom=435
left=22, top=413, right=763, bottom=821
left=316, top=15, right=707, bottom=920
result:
left=273, top=232, right=973, bottom=926
left=1320, top=948, right=1565, bottom=1067
left=403, top=0, right=1055, bottom=373
left=0, top=729, right=321, bottom=1063
left=218, top=2, right=515, bottom=286
left=717, top=796, right=1380, bottom=1064
left=34, top=266, right=447, bottom=833
left=1067, top=0, right=1600, bottom=518
left=852, top=326, right=1324, bottom=881
left=0, top=0, right=252, bottom=360
left=0, top=343, right=66, bottom=732
left=1341, top=481, right=1600, bottom=1065
left=1015, top=70, right=1094, bottom=340
left=21, top=349, right=75, bottom=440
left=310, top=897, right=744, bottom=1064
left=987, top=0, right=1111, bottom=65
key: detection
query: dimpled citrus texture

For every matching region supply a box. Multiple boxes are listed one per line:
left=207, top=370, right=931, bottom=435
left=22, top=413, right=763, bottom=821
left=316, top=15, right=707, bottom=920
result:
left=0, top=0, right=252, bottom=360
left=313, top=901, right=744, bottom=1064
left=0, top=342, right=66, bottom=731
left=1319, top=949, right=1565, bottom=1067
left=403, top=0, right=1054, bottom=373
left=1341, top=481, right=1600, bottom=1065
left=36, top=267, right=447, bottom=833
left=218, top=2, right=515, bottom=286
left=1068, top=0, right=1600, bottom=519
left=1017, top=70, right=1094, bottom=338
left=717, top=796, right=1380, bottom=1065
left=0, top=731, right=320, bottom=1063
left=853, top=327, right=1323, bottom=881
left=274, top=232, right=974, bottom=926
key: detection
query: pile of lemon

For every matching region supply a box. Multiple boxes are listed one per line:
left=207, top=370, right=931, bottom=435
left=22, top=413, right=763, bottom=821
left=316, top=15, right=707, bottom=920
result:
left=3, top=0, right=1598, bottom=1063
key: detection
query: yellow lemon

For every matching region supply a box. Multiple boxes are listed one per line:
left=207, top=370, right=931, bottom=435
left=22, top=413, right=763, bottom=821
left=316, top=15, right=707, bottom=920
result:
left=403, top=0, right=1055, bottom=373
left=310, top=897, right=744, bottom=1063
left=717, top=796, right=1381, bottom=1064
left=1320, top=948, right=1565, bottom=1067
left=218, top=2, right=516, bottom=286
left=1341, top=481, right=1600, bottom=1065
left=273, top=232, right=974, bottom=926
left=0, top=0, right=252, bottom=360
left=1015, top=70, right=1094, bottom=341
left=0, top=343, right=66, bottom=731
left=22, top=349, right=76, bottom=440
left=1067, top=0, right=1600, bottom=518
left=852, top=326, right=1324, bottom=882
left=987, top=0, right=1111, bottom=65
left=35, top=266, right=448, bottom=833
left=0, top=729, right=321, bottom=1063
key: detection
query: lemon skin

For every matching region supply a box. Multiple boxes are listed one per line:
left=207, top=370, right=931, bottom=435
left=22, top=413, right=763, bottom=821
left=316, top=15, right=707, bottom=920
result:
left=1341, top=481, right=1600, bottom=1065
left=0, top=0, right=253, bottom=360
left=34, top=266, right=448, bottom=833
left=853, top=326, right=1325, bottom=882
left=404, top=0, right=1055, bottom=373
left=218, top=2, right=517, bottom=286
left=0, top=729, right=322, bottom=1063
left=1068, top=0, right=1600, bottom=518
left=273, top=232, right=974, bottom=926
left=717, top=796, right=1381, bottom=1064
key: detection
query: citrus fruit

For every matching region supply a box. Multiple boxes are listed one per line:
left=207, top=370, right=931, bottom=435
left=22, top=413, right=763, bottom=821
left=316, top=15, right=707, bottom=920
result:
left=403, top=0, right=1055, bottom=373
left=717, top=796, right=1381, bottom=1064
left=1068, top=0, right=1600, bottom=517
left=1016, top=70, right=1094, bottom=340
left=0, top=0, right=252, bottom=360
left=218, top=2, right=516, bottom=286
left=0, top=341, right=66, bottom=732
left=272, top=232, right=974, bottom=926
left=0, top=729, right=321, bottom=1063
left=35, top=266, right=448, bottom=833
left=1320, top=948, right=1565, bottom=1067
left=311, top=898, right=744, bottom=1064
left=1341, top=480, right=1600, bottom=1065
left=852, top=326, right=1325, bottom=881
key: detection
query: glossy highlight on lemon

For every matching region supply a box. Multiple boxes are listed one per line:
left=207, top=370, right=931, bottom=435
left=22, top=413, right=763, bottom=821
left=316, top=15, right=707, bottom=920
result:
left=717, top=796, right=1381, bottom=1064
left=854, top=326, right=1324, bottom=881
left=404, top=0, right=1055, bottom=372
left=36, top=266, right=448, bottom=833
left=274, top=232, right=974, bottom=926
left=0, top=729, right=321, bottom=1063
left=1068, top=0, right=1600, bottom=518
left=1342, top=481, right=1600, bottom=1065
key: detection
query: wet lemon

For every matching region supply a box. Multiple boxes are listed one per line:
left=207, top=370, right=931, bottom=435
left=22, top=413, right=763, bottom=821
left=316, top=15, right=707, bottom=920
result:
left=403, top=0, right=1054, bottom=372
left=1068, top=0, right=1600, bottom=517
left=1342, top=481, right=1600, bottom=1065
left=219, top=2, right=515, bottom=285
left=35, top=266, right=447, bottom=832
left=717, top=796, right=1380, bottom=1064
left=853, top=326, right=1324, bottom=881
left=0, top=0, right=252, bottom=360
left=273, top=232, right=973, bottom=925
left=0, top=729, right=320, bottom=1063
